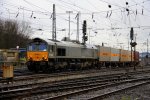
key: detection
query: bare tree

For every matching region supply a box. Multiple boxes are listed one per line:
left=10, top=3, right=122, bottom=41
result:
left=0, top=19, right=31, bottom=49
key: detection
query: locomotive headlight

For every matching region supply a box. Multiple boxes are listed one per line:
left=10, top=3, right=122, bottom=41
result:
left=29, top=56, right=33, bottom=61
left=42, top=56, right=47, bottom=61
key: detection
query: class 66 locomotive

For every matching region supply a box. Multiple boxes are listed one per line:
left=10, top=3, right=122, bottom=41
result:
left=26, top=37, right=140, bottom=73
left=27, top=38, right=49, bottom=72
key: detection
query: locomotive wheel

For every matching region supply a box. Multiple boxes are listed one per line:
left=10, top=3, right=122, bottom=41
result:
left=42, top=66, right=49, bottom=73
left=27, top=65, right=33, bottom=71
left=34, top=65, right=40, bottom=73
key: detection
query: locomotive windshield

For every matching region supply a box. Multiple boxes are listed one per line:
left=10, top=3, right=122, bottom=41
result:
left=28, top=42, right=47, bottom=51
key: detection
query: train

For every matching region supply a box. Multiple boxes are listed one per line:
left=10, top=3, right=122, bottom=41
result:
left=26, top=37, right=139, bottom=73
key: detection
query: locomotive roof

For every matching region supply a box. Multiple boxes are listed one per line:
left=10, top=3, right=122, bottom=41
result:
left=32, top=37, right=97, bottom=49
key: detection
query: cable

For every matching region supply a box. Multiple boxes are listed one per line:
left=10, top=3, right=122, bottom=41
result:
left=131, top=0, right=150, bottom=13
left=1, top=0, right=150, bottom=38
left=2, top=5, right=147, bottom=33
left=86, top=0, right=103, bottom=12
left=55, top=0, right=93, bottom=12
left=23, top=0, right=50, bottom=12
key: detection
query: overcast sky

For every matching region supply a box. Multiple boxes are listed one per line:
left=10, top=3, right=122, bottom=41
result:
left=0, top=0, right=150, bottom=52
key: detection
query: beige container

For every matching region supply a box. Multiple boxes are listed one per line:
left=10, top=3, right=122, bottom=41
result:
left=110, top=48, right=120, bottom=62
left=120, top=49, right=128, bottom=62
left=98, top=46, right=111, bottom=61
left=2, top=65, right=14, bottom=78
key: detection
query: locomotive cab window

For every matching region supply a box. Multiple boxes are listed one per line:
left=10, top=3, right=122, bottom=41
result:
left=28, top=42, right=47, bottom=51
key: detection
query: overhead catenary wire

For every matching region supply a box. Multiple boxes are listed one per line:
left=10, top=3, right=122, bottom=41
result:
left=0, top=0, right=149, bottom=29
left=1, top=0, right=150, bottom=39
left=1, top=1, right=149, bottom=31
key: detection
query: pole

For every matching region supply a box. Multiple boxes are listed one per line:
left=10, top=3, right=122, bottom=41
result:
left=69, top=12, right=70, bottom=39
left=147, top=39, right=148, bottom=57
left=66, top=11, right=73, bottom=40
left=52, top=4, right=56, bottom=40
left=128, top=39, right=129, bottom=50
left=134, top=35, right=136, bottom=70
left=141, top=49, right=144, bottom=66
left=131, top=41, right=132, bottom=62
left=130, top=27, right=134, bottom=67
left=76, top=12, right=79, bottom=42
left=147, top=39, right=149, bottom=65
left=88, top=28, right=91, bottom=44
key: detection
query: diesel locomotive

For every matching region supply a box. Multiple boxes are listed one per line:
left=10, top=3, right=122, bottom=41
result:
left=26, top=37, right=139, bottom=72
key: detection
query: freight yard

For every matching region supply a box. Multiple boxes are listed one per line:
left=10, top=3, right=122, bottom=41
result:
left=0, top=47, right=149, bottom=100
left=1, top=65, right=150, bottom=99
left=0, top=0, right=150, bottom=100
left=0, top=48, right=150, bottom=99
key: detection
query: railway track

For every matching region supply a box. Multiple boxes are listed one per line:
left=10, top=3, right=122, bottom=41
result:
left=0, top=68, right=150, bottom=88
left=0, top=67, right=147, bottom=88
left=0, top=70, right=150, bottom=99
left=0, top=66, right=149, bottom=84
left=87, top=81, right=149, bottom=100
left=0, top=67, right=129, bottom=85
left=0, top=69, right=100, bottom=84
left=44, top=77, right=150, bottom=100
left=0, top=65, right=146, bottom=79
left=0, top=73, right=132, bottom=99
left=0, top=71, right=131, bottom=91
left=0, top=66, right=150, bottom=99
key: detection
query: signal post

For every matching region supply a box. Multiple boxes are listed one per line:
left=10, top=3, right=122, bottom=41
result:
left=130, top=27, right=137, bottom=70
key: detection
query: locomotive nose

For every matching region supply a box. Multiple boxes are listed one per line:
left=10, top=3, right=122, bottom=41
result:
left=27, top=52, right=48, bottom=61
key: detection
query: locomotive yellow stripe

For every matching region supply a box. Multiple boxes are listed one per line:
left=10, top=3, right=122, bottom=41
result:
left=111, top=53, right=120, bottom=57
left=99, top=52, right=110, bottom=56
left=27, top=51, right=48, bottom=61
left=98, top=52, right=120, bottom=57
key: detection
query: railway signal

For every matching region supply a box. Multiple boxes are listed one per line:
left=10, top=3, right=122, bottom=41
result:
left=130, top=42, right=137, bottom=47
left=83, top=20, right=87, bottom=35
left=130, top=27, right=134, bottom=40
left=130, top=27, right=138, bottom=70
left=82, top=20, right=88, bottom=45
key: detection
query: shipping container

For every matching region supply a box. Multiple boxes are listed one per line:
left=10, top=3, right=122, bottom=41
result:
left=98, top=46, right=111, bottom=61
left=110, top=48, right=120, bottom=62
left=120, top=49, right=129, bottom=62
left=128, top=51, right=135, bottom=62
